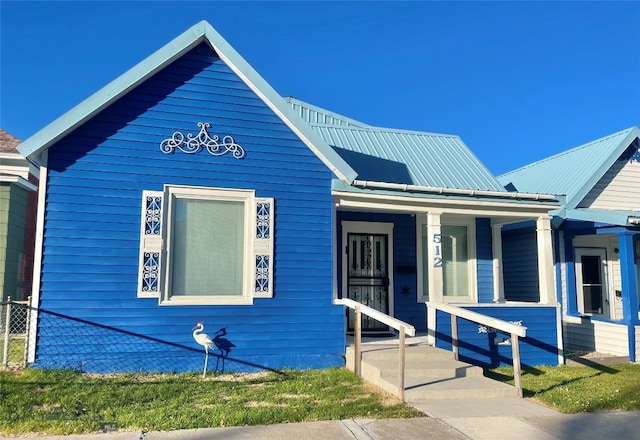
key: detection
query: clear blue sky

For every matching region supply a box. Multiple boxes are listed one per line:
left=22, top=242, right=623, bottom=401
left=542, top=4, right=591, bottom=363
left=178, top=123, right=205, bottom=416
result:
left=1, top=1, right=638, bottom=175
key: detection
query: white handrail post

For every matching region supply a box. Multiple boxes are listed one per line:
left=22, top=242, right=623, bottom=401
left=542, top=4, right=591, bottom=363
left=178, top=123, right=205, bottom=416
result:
left=511, top=333, right=523, bottom=398
left=398, top=325, right=406, bottom=401
left=2, top=297, right=11, bottom=370
left=354, top=306, right=362, bottom=377
left=450, top=313, right=459, bottom=361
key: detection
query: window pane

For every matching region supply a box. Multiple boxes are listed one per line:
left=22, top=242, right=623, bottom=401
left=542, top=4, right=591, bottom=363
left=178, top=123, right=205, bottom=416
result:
left=442, top=225, right=468, bottom=297
left=582, top=285, right=603, bottom=314
left=580, top=255, right=601, bottom=284
left=170, top=197, right=244, bottom=296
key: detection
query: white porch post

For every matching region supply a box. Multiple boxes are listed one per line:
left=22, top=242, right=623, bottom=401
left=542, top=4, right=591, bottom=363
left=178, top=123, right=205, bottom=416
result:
left=536, top=215, right=556, bottom=304
left=426, top=212, right=443, bottom=346
left=491, top=223, right=505, bottom=303
left=427, top=212, right=444, bottom=302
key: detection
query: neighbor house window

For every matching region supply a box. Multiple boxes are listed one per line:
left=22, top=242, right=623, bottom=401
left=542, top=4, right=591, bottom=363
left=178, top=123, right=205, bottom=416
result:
left=137, top=186, right=274, bottom=305
left=574, top=248, right=610, bottom=318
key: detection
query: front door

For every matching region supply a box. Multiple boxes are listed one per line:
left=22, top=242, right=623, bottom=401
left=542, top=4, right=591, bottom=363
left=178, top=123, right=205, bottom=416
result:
left=575, top=248, right=610, bottom=318
left=342, top=222, right=394, bottom=332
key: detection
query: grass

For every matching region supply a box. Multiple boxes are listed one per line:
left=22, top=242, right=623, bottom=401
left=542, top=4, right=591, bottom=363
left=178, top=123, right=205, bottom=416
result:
left=486, top=363, right=640, bottom=413
left=1, top=337, right=26, bottom=366
left=0, top=368, right=422, bottom=435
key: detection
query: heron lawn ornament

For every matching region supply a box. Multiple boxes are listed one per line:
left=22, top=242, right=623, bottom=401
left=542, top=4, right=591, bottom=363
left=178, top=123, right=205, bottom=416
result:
left=192, top=322, right=213, bottom=377
left=192, top=322, right=236, bottom=377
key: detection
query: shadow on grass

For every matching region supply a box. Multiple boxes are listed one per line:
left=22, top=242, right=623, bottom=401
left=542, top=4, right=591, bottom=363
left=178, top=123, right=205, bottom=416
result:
left=485, top=362, right=620, bottom=399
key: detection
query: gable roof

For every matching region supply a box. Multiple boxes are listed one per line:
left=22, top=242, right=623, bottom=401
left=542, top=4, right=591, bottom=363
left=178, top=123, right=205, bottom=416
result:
left=17, top=21, right=358, bottom=182
left=499, top=126, right=640, bottom=208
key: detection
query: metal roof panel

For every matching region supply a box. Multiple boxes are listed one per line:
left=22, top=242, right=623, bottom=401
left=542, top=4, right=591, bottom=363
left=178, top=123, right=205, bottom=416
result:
left=499, top=127, right=640, bottom=208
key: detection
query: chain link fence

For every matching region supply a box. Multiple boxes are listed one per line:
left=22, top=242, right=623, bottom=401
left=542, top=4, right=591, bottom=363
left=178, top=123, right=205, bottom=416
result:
left=1, top=297, right=31, bottom=370
left=2, top=300, right=276, bottom=375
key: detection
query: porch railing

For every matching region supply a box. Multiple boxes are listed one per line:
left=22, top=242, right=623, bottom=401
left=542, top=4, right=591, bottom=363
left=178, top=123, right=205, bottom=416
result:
left=426, top=301, right=527, bottom=397
left=335, top=298, right=415, bottom=401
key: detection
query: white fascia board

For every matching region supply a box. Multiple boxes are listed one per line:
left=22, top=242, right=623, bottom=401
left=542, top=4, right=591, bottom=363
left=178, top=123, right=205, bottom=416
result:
left=332, top=189, right=558, bottom=218
left=333, top=191, right=557, bottom=218
left=0, top=175, right=37, bottom=191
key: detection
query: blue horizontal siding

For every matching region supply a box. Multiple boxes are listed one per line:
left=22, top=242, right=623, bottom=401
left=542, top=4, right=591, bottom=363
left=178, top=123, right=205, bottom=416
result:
left=502, top=227, right=540, bottom=302
left=476, top=218, right=494, bottom=303
left=35, top=42, right=344, bottom=373
left=434, top=305, right=559, bottom=367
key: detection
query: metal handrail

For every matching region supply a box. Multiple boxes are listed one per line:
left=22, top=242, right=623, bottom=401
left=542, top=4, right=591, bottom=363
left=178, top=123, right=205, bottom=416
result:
left=335, top=298, right=415, bottom=401
left=426, top=301, right=527, bottom=397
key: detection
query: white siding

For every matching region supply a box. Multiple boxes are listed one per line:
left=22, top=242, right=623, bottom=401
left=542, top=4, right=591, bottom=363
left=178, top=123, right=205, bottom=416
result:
left=564, top=319, right=629, bottom=356
left=578, top=158, right=640, bottom=210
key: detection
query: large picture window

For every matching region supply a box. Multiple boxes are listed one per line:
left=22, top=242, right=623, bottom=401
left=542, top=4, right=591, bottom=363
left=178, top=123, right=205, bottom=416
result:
left=170, top=196, right=246, bottom=297
left=137, top=186, right=274, bottom=305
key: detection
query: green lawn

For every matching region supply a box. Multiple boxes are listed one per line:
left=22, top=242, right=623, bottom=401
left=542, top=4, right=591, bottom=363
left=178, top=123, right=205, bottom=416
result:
left=486, top=363, right=640, bottom=413
left=0, top=368, right=422, bottom=435
left=1, top=337, right=25, bottom=366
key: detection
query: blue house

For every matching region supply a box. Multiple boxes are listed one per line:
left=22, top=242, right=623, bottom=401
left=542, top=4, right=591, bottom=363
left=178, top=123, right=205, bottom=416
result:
left=18, top=21, right=562, bottom=373
left=500, top=127, right=640, bottom=362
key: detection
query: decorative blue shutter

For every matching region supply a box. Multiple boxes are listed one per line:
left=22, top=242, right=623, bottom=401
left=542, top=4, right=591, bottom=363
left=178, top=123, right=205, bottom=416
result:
left=137, top=191, right=164, bottom=298
left=253, top=198, right=274, bottom=298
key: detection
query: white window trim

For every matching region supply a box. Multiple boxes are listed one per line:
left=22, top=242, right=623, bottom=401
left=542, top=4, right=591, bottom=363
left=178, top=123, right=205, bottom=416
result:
left=574, top=247, right=611, bottom=318
left=160, top=185, right=255, bottom=306
left=417, top=215, right=477, bottom=304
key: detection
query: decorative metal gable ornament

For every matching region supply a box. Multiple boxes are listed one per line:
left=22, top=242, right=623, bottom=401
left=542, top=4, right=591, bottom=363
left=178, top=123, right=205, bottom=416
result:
left=160, top=122, right=246, bottom=159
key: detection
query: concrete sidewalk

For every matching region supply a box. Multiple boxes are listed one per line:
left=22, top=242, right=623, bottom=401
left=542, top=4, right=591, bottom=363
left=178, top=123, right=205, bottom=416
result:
left=5, top=398, right=640, bottom=440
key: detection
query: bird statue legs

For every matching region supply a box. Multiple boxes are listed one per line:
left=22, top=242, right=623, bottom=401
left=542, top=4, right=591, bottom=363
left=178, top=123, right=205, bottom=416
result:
left=203, top=346, right=208, bottom=378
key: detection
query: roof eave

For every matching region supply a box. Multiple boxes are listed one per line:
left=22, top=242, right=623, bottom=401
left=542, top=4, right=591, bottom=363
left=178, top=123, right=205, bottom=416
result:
left=17, top=22, right=208, bottom=159
left=565, top=127, right=640, bottom=208
left=17, top=21, right=358, bottom=183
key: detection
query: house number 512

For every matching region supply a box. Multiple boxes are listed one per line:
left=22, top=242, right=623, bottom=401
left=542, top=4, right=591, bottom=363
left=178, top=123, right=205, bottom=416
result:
left=433, top=233, right=442, bottom=268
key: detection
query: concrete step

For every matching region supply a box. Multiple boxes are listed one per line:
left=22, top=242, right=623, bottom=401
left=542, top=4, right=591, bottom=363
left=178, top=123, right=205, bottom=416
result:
left=407, top=376, right=518, bottom=400
left=347, top=341, right=518, bottom=401
left=346, top=344, right=454, bottom=366
left=364, top=359, right=485, bottom=379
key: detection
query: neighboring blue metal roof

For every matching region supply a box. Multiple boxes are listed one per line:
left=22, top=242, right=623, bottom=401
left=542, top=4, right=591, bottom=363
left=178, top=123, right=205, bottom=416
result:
left=309, top=124, right=507, bottom=191
left=499, top=127, right=640, bottom=209
left=16, top=21, right=358, bottom=182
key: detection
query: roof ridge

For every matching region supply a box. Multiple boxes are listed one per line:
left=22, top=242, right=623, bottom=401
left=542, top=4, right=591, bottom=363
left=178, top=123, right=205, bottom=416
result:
left=309, top=122, right=460, bottom=139
left=284, top=97, right=372, bottom=128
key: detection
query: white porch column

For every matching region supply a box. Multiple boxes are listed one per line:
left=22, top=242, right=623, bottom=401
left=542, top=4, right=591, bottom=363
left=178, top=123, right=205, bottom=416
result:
left=427, top=211, right=444, bottom=303
left=536, top=215, right=556, bottom=304
left=491, top=223, right=505, bottom=303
